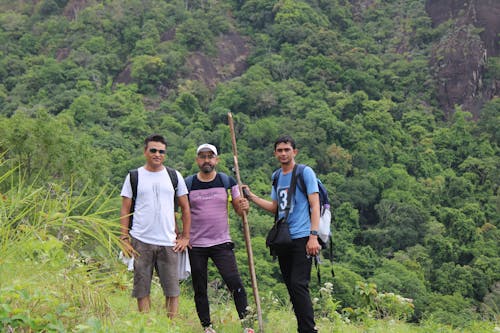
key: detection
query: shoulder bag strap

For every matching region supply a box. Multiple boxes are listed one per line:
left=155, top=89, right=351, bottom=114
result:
left=276, top=164, right=298, bottom=223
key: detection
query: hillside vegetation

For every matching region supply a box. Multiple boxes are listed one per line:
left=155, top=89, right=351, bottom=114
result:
left=0, top=0, right=499, bottom=331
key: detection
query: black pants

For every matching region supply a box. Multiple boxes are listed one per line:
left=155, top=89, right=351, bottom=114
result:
left=189, top=242, right=248, bottom=328
left=277, top=237, right=317, bottom=333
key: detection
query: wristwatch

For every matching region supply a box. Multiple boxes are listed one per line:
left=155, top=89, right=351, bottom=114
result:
left=310, top=230, right=319, bottom=236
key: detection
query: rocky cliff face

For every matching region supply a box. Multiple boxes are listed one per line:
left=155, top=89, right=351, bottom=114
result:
left=426, top=0, right=500, bottom=119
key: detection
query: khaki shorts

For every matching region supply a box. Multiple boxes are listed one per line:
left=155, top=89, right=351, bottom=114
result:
left=131, top=237, right=179, bottom=298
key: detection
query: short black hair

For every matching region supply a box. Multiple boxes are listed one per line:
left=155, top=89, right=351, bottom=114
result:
left=274, top=135, right=296, bottom=150
left=144, top=134, right=167, bottom=149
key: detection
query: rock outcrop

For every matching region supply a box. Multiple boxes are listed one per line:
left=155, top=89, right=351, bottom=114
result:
left=426, top=0, right=500, bottom=119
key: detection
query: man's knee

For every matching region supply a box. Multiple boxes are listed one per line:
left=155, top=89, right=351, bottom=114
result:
left=225, top=274, right=245, bottom=292
left=288, top=278, right=309, bottom=294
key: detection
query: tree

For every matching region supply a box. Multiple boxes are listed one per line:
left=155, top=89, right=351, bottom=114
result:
left=330, top=263, right=365, bottom=308
left=477, top=97, right=500, bottom=146
left=371, top=199, right=427, bottom=251
left=0, top=109, right=109, bottom=188
left=332, top=202, right=359, bottom=259
left=130, top=55, right=167, bottom=93
left=445, top=211, right=478, bottom=245
left=426, top=234, right=458, bottom=268
left=337, top=176, right=378, bottom=226
left=422, top=292, right=479, bottom=327
left=433, top=110, right=477, bottom=169
left=345, top=246, right=380, bottom=278
left=176, top=17, right=213, bottom=52
left=272, top=0, right=329, bottom=44
left=432, top=262, right=475, bottom=299
left=237, top=0, right=277, bottom=30
left=370, top=259, right=427, bottom=318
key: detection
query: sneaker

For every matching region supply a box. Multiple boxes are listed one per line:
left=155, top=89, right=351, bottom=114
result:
left=243, top=329, right=255, bottom=333
left=204, top=326, right=216, bottom=333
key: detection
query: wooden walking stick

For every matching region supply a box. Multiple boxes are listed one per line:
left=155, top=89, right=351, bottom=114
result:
left=228, top=112, right=264, bottom=332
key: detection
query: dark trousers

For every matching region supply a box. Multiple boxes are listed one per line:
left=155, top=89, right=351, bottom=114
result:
left=277, top=237, right=317, bottom=333
left=189, top=242, right=248, bottom=328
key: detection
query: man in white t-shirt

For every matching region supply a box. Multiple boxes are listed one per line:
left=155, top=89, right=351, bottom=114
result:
left=119, top=134, right=191, bottom=318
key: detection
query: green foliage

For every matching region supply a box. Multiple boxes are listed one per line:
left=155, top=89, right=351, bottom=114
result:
left=369, top=259, right=427, bottom=319
left=477, top=97, right=500, bottom=146
left=312, top=282, right=343, bottom=321
left=0, top=286, right=68, bottom=332
left=342, top=282, right=415, bottom=323
left=0, top=163, right=121, bottom=332
left=177, top=17, right=214, bottom=52
left=422, top=293, right=480, bottom=328
left=237, top=0, right=277, bottom=30
left=0, top=109, right=110, bottom=189
left=272, top=0, right=329, bottom=45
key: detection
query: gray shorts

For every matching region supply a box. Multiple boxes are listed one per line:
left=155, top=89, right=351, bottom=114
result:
left=131, top=237, right=179, bottom=298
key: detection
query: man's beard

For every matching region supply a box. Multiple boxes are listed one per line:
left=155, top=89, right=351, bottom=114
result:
left=201, top=164, right=214, bottom=173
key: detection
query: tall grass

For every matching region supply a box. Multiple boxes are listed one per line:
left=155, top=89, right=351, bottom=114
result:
left=0, top=163, right=122, bottom=331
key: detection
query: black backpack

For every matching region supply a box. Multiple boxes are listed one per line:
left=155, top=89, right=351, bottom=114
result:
left=128, top=167, right=178, bottom=230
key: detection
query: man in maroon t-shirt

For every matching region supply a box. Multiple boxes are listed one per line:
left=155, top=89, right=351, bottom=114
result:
left=186, top=143, right=253, bottom=333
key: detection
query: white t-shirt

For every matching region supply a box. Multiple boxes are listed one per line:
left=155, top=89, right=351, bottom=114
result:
left=121, top=166, right=188, bottom=246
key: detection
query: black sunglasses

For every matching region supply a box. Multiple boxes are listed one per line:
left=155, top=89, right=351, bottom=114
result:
left=149, top=148, right=166, bottom=155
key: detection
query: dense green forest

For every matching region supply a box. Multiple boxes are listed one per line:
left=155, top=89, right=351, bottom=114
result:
left=0, top=0, right=499, bottom=331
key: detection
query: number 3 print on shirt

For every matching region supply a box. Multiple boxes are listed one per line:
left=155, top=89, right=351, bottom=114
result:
left=278, top=187, right=289, bottom=211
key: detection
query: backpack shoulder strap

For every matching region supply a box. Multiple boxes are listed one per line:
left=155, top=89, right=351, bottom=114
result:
left=129, top=169, right=138, bottom=201
left=217, top=172, right=231, bottom=190
left=185, top=175, right=194, bottom=192
left=165, top=167, right=179, bottom=212
left=272, top=168, right=281, bottom=191
left=295, top=164, right=307, bottom=195
left=218, top=172, right=233, bottom=203
left=165, top=166, right=178, bottom=195
left=271, top=168, right=281, bottom=222
left=128, top=169, right=138, bottom=229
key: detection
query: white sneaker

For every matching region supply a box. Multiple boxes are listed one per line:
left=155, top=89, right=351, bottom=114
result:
left=204, top=326, right=216, bottom=333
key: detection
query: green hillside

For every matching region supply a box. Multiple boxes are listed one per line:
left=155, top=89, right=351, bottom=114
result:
left=0, top=0, right=499, bottom=331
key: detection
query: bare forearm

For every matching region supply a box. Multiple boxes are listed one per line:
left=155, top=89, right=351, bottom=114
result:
left=120, top=217, right=129, bottom=236
left=247, top=193, right=276, bottom=214
left=310, top=209, right=320, bottom=231
left=308, top=193, right=320, bottom=231
left=180, top=212, right=191, bottom=238
left=178, top=196, right=191, bottom=238
left=120, top=198, right=132, bottom=237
